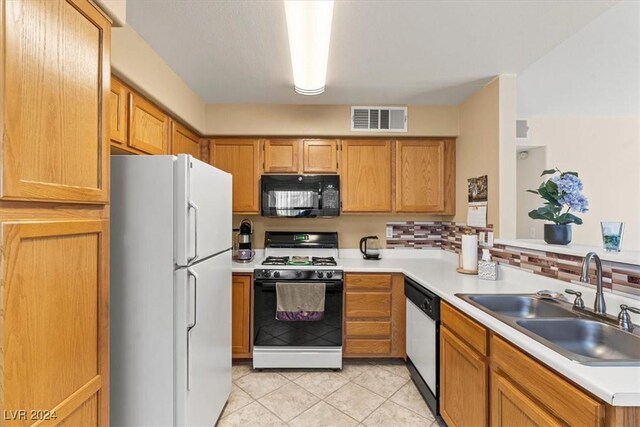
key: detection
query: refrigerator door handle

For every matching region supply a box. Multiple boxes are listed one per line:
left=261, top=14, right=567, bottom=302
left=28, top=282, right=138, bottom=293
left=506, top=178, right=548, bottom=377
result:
left=186, top=268, right=198, bottom=391
left=187, top=268, right=198, bottom=330
left=187, top=200, right=200, bottom=263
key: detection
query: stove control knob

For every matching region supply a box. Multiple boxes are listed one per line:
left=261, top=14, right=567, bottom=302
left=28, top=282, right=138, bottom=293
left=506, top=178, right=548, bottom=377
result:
left=274, top=271, right=280, bottom=278
left=264, top=270, right=272, bottom=278
left=316, top=271, right=325, bottom=279
left=296, top=271, right=302, bottom=278
left=326, top=271, right=333, bottom=278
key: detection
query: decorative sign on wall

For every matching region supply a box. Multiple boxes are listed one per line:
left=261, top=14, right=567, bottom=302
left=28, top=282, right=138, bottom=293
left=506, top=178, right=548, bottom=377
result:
left=467, top=175, right=488, bottom=228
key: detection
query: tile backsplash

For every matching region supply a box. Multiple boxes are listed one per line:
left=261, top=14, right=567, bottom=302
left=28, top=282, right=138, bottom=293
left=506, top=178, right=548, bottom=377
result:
left=386, top=220, right=640, bottom=298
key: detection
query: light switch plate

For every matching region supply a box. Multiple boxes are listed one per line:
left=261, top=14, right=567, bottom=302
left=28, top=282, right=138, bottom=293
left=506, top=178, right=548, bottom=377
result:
left=487, top=231, right=494, bottom=247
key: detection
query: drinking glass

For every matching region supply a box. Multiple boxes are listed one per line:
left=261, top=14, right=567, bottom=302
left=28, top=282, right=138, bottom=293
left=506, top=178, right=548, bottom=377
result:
left=601, top=221, right=624, bottom=252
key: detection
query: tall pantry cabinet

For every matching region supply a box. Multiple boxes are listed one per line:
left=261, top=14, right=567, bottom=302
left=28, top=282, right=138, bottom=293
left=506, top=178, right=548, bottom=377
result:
left=1, top=1, right=111, bottom=426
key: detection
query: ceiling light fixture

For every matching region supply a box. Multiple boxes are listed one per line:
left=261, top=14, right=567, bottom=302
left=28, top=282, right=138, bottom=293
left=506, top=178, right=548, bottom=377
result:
left=284, top=0, right=334, bottom=95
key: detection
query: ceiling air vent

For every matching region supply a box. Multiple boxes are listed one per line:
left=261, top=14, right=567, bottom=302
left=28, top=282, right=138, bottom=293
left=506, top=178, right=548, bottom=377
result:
left=351, top=106, right=407, bottom=132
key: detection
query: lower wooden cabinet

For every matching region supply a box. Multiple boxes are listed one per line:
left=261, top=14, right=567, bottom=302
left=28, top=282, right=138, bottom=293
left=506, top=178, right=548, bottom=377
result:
left=2, top=218, right=109, bottom=425
left=232, top=274, right=252, bottom=358
left=491, top=370, right=562, bottom=427
left=440, top=325, right=489, bottom=427
left=343, top=273, right=405, bottom=357
left=439, top=302, right=634, bottom=427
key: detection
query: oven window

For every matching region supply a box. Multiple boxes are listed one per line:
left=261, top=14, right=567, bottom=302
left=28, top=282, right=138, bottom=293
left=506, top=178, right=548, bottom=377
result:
left=254, top=282, right=343, bottom=347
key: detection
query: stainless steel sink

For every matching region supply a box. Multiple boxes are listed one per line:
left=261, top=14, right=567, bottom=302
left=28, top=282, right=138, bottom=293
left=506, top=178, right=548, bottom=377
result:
left=464, top=294, right=578, bottom=319
left=456, top=293, right=640, bottom=366
left=516, top=319, right=640, bottom=365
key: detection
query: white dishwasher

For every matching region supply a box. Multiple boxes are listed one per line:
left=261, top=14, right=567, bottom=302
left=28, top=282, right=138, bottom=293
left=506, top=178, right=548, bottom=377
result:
left=405, top=276, right=440, bottom=416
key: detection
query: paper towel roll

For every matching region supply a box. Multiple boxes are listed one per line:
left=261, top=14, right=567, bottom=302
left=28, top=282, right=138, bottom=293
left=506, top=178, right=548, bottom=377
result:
left=461, top=234, right=478, bottom=271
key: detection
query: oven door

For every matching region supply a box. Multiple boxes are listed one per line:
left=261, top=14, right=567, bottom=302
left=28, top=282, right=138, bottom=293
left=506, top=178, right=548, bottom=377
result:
left=253, top=280, right=343, bottom=347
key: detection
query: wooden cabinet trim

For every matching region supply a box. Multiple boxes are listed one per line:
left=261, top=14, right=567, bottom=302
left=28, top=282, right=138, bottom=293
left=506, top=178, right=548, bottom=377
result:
left=109, top=77, right=128, bottom=145
left=442, top=301, right=488, bottom=356
left=491, top=335, right=604, bottom=427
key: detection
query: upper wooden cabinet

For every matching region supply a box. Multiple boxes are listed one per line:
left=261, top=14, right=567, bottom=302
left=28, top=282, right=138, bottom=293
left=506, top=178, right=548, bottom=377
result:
left=263, top=139, right=339, bottom=174
left=110, top=77, right=128, bottom=146
left=171, top=121, right=201, bottom=159
left=340, top=140, right=393, bottom=212
left=129, top=93, right=169, bottom=155
left=2, top=0, right=110, bottom=204
left=210, top=139, right=261, bottom=213
left=395, top=139, right=455, bottom=213
left=303, top=139, right=338, bottom=174
left=263, top=139, right=299, bottom=173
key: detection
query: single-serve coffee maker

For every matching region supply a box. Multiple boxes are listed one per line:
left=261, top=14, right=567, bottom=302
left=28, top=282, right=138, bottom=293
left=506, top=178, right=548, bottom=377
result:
left=234, top=218, right=255, bottom=262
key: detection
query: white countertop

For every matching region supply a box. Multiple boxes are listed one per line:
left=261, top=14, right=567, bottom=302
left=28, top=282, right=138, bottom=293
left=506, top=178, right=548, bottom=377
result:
left=232, top=249, right=640, bottom=406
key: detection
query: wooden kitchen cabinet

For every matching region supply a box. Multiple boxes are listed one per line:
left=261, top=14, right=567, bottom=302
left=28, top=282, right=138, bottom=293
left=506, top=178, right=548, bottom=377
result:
left=491, top=335, right=605, bottom=427
left=171, top=120, right=201, bottom=159
left=343, top=273, right=405, bottom=357
left=110, top=77, right=129, bottom=146
left=491, top=370, right=562, bottom=427
left=395, top=139, right=455, bottom=213
left=440, top=302, right=489, bottom=427
left=1, top=2, right=112, bottom=425
left=2, top=0, right=110, bottom=204
left=303, top=139, right=339, bottom=173
left=232, top=274, right=252, bottom=358
left=210, top=139, right=262, bottom=213
left=340, top=140, right=393, bottom=212
left=263, top=139, right=300, bottom=173
left=2, top=218, right=110, bottom=426
left=129, top=92, right=170, bottom=155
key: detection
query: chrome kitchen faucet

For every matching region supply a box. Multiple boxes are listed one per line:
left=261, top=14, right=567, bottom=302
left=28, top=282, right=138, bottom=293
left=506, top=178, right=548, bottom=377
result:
left=580, top=252, right=606, bottom=315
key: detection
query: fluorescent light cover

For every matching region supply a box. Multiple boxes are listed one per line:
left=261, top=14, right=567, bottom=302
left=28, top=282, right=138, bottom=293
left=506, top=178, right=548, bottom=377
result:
left=284, top=0, right=334, bottom=95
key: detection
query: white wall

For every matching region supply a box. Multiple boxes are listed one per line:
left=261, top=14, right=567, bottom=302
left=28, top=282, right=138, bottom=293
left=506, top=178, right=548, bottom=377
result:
left=527, top=117, right=640, bottom=250
left=516, top=1, right=640, bottom=250
left=516, top=147, right=546, bottom=239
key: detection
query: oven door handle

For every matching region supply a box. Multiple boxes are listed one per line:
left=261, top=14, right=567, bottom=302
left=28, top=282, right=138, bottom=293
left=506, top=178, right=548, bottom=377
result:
left=256, top=282, right=343, bottom=291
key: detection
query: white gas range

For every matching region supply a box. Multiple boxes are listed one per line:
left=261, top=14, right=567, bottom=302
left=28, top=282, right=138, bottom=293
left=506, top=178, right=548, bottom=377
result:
left=253, top=232, right=343, bottom=369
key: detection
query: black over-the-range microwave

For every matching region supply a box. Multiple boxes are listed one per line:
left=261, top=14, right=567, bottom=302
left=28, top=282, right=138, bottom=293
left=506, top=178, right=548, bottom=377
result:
left=261, top=175, right=340, bottom=217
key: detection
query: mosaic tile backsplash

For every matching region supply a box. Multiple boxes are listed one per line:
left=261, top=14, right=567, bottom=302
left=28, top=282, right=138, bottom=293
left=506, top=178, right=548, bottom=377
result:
left=386, top=220, right=640, bottom=297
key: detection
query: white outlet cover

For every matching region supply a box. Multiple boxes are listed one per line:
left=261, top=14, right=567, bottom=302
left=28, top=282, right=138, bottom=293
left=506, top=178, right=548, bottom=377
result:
left=487, top=231, right=494, bottom=247
left=386, top=226, right=393, bottom=239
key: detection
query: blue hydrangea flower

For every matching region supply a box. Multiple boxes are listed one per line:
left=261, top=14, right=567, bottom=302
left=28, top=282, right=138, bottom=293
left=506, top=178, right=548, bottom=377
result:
left=551, top=174, right=584, bottom=194
left=559, top=192, right=589, bottom=213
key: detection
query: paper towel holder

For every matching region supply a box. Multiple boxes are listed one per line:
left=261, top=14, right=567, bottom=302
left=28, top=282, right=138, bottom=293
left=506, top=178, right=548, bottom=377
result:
left=457, top=230, right=479, bottom=275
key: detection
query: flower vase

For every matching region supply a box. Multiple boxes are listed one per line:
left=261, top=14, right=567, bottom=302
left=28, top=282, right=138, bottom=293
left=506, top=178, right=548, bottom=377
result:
left=544, top=224, right=572, bottom=245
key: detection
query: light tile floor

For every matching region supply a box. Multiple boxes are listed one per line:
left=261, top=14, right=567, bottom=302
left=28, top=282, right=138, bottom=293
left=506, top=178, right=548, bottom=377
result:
left=217, top=360, right=439, bottom=427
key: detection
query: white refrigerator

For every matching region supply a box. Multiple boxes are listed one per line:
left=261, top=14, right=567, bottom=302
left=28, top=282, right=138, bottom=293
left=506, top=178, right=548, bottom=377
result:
left=110, top=154, right=232, bottom=426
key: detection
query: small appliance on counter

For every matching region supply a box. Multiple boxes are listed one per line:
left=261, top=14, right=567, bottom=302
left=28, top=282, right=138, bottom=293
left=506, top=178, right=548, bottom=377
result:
left=360, top=236, right=381, bottom=260
left=233, top=218, right=255, bottom=262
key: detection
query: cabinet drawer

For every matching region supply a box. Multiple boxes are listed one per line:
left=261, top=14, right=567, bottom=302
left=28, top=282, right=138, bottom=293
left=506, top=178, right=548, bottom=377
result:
left=345, top=274, right=392, bottom=291
left=442, top=302, right=488, bottom=355
left=345, top=339, right=391, bottom=355
left=345, top=293, right=391, bottom=319
left=345, top=321, right=391, bottom=338
left=491, top=335, right=604, bottom=427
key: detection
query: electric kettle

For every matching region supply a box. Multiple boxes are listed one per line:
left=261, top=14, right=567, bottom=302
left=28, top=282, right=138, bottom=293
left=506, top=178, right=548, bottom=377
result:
left=360, top=236, right=381, bottom=260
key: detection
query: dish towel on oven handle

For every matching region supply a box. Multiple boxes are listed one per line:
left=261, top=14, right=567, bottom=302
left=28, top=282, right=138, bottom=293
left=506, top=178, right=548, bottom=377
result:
left=276, top=282, right=326, bottom=321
